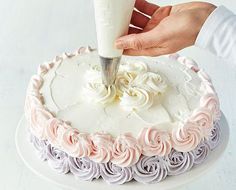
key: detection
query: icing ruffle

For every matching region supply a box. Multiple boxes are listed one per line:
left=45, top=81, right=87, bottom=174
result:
left=46, top=144, right=70, bottom=174
left=68, top=156, right=100, bottom=181
left=133, top=155, right=168, bottom=184
left=111, top=133, right=142, bottom=167
left=30, top=134, right=48, bottom=161
left=100, top=162, right=133, bottom=184
left=191, top=141, right=211, bottom=165
left=166, top=149, right=194, bottom=175
left=207, top=122, right=221, bottom=150
left=138, top=128, right=172, bottom=157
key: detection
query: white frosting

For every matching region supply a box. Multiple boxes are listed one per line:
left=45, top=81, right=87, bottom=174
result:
left=40, top=51, right=203, bottom=137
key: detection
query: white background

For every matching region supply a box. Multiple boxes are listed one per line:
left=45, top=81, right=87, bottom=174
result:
left=0, top=0, right=235, bottom=189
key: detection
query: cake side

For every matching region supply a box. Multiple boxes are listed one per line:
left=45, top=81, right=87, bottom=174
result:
left=25, top=47, right=221, bottom=168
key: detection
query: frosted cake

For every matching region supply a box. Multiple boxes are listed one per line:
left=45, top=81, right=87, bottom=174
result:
left=25, top=47, right=221, bottom=184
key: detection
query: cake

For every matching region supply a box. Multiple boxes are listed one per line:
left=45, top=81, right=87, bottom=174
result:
left=25, top=47, right=221, bottom=184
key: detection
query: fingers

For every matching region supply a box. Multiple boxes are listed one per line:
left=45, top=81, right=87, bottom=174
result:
left=128, top=26, right=143, bottom=34
left=143, top=6, right=172, bottom=32
left=123, top=47, right=168, bottom=57
left=135, top=0, right=160, bottom=16
left=130, top=10, right=150, bottom=29
left=115, top=31, right=158, bottom=50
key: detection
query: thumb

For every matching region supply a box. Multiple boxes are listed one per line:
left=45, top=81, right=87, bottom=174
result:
left=115, top=30, right=158, bottom=50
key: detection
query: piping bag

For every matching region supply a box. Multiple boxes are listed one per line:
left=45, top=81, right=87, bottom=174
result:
left=93, top=0, right=135, bottom=86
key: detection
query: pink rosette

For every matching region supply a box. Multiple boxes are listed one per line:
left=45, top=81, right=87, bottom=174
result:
left=61, top=128, right=92, bottom=158
left=30, top=107, right=54, bottom=139
left=177, top=56, right=199, bottom=72
left=138, top=128, right=172, bottom=157
left=171, top=122, right=202, bottom=152
left=200, top=93, right=221, bottom=121
left=111, top=133, right=142, bottom=167
left=190, top=107, right=213, bottom=137
left=46, top=118, right=71, bottom=146
left=89, top=132, right=114, bottom=163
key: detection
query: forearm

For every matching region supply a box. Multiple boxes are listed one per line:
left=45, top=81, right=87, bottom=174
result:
left=195, top=6, right=236, bottom=62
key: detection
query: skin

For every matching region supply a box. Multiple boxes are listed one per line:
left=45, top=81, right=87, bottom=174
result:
left=115, top=0, right=216, bottom=56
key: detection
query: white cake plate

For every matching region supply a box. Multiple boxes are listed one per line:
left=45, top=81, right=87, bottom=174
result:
left=15, top=113, right=229, bottom=190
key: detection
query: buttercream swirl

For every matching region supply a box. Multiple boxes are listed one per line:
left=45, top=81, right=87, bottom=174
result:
left=115, top=71, right=135, bottom=96
left=30, top=134, right=49, bottom=161
left=191, top=141, right=210, bottom=165
left=120, top=87, right=154, bottom=111
left=166, top=149, right=194, bottom=175
left=133, top=155, right=168, bottom=184
left=68, top=156, right=100, bottom=181
left=84, top=82, right=116, bottom=105
left=89, top=132, right=114, bottom=163
left=100, top=161, right=133, bottom=184
left=138, top=128, right=172, bottom=157
left=208, top=122, right=221, bottom=150
left=61, top=128, right=93, bottom=158
left=120, top=61, right=148, bottom=76
left=46, top=118, right=70, bottom=146
left=46, top=144, right=70, bottom=174
left=111, top=133, right=142, bottom=167
left=177, top=56, right=199, bottom=72
left=132, top=72, right=167, bottom=95
left=200, top=93, right=221, bottom=121
left=171, top=121, right=202, bottom=152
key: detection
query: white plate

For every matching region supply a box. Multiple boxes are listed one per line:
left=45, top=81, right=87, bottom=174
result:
left=15, top=114, right=229, bottom=190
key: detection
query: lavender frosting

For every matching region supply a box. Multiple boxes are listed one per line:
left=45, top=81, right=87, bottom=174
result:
left=100, top=161, right=133, bottom=184
left=29, top=123, right=221, bottom=184
left=46, top=144, right=70, bottom=174
left=68, top=156, right=100, bottom=181
left=133, top=155, right=168, bottom=184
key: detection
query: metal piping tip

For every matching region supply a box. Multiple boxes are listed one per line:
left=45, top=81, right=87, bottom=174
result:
left=99, top=56, right=121, bottom=87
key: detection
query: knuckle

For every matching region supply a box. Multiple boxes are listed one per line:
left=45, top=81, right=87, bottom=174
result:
left=130, top=34, right=143, bottom=50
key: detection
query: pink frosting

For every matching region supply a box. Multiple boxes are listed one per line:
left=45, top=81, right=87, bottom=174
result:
left=172, top=121, right=202, bottom=152
left=177, top=56, right=199, bottom=72
left=46, top=118, right=70, bottom=146
left=138, top=128, right=172, bottom=157
left=189, top=107, right=213, bottom=137
left=30, top=107, right=54, bottom=139
left=200, top=93, right=221, bottom=121
left=61, top=128, right=92, bottom=158
left=89, top=132, right=114, bottom=163
left=111, top=133, right=142, bottom=167
left=37, top=62, right=54, bottom=76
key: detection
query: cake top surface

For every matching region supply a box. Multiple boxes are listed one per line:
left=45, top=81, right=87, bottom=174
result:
left=40, top=51, right=203, bottom=136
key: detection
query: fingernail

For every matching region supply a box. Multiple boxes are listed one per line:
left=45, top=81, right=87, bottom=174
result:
left=115, top=40, right=124, bottom=49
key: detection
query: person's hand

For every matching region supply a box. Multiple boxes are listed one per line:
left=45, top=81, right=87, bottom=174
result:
left=115, top=0, right=216, bottom=56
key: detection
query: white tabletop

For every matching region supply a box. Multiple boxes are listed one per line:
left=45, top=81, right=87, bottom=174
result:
left=0, top=0, right=235, bottom=190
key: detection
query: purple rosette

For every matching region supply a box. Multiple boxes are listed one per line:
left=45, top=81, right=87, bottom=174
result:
left=46, top=144, right=70, bottom=174
left=166, top=149, right=194, bottom=176
left=30, top=134, right=49, bottom=161
left=132, top=155, right=168, bottom=184
left=68, top=156, right=100, bottom=181
left=192, top=141, right=211, bottom=165
left=208, top=122, right=221, bottom=150
left=100, top=161, right=133, bottom=185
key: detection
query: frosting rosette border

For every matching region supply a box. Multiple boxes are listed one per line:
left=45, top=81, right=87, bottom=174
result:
left=25, top=48, right=221, bottom=167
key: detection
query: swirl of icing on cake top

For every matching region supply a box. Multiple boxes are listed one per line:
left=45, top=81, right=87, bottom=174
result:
left=61, top=128, right=93, bottom=158
left=115, top=72, right=135, bottom=96
left=171, top=121, right=202, bottom=152
left=119, top=61, right=148, bottom=75
left=68, top=156, right=100, bottom=181
left=138, top=128, right=172, bottom=157
left=200, top=93, right=221, bottom=121
left=191, top=140, right=211, bottom=165
left=111, top=133, right=142, bottom=167
left=100, top=161, right=133, bottom=184
left=89, top=132, right=114, bottom=163
left=84, top=82, right=116, bottom=105
left=132, top=72, right=167, bottom=95
left=189, top=108, right=213, bottom=137
left=46, top=144, right=70, bottom=174
left=120, top=87, right=154, bottom=111
left=133, top=155, right=168, bottom=184
left=166, top=149, right=194, bottom=175
left=46, top=118, right=70, bottom=146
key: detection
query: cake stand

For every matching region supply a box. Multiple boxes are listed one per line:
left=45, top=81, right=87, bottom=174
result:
left=15, top=113, right=229, bottom=190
